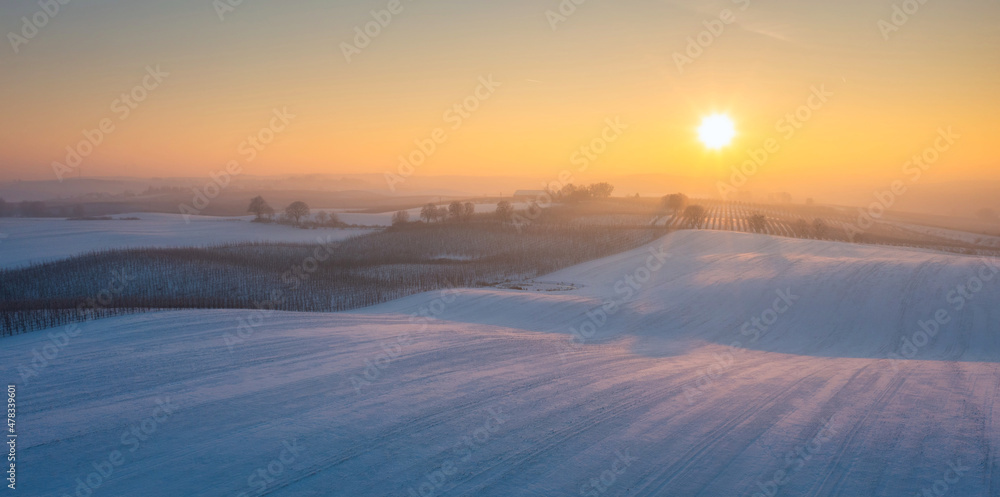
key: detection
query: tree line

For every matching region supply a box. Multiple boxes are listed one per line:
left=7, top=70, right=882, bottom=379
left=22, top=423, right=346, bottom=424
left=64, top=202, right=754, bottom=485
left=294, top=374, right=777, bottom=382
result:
left=247, top=196, right=346, bottom=227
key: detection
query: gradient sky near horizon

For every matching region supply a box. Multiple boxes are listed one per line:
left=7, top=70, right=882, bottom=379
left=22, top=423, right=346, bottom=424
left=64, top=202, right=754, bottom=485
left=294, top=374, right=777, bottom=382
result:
left=1, top=0, right=998, bottom=192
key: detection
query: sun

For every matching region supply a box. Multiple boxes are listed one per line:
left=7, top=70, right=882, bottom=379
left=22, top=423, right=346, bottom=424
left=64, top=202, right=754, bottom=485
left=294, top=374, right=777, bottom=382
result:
left=697, top=114, right=736, bottom=150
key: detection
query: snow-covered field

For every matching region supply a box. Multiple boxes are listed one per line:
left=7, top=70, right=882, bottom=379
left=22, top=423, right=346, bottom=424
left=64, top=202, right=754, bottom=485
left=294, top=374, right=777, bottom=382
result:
left=3, top=231, right=999, bottom=496
left=887, top=220, right=1000, bottom=249
left=0, top=213, right=372, bottom=268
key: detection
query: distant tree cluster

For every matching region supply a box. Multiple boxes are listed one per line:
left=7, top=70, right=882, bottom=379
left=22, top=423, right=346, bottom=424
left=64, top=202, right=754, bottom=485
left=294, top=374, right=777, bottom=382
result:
left=417, top=201, right=476, bottom=223
left=247, top=196, right=343, bottom=228
left=791, top=218, right=829, bottom=238
left=557, top=183, right=615, bottom=202
left=449, top=201, right=476, bottom=221
left=391, top=210, right=410, bottom=226
left=313, top=210, right=343, bottom=227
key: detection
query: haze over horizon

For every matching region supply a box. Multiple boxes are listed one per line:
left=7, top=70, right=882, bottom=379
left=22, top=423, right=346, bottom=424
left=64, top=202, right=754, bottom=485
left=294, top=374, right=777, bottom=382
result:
left=2, top=0, right=998, bottom=196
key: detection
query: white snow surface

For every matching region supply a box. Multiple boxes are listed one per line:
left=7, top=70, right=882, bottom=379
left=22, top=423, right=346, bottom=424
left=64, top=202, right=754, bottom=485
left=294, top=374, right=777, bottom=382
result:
left=886, top=219, right=1000, bottom=248
left=3, top=231, right=999, bottom=496
left=0, top=213, right=372, bottom=268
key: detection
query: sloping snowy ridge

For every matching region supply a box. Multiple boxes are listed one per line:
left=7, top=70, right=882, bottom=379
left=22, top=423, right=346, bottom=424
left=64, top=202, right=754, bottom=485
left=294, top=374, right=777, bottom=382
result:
left=2, top=230, right=998, bottom=496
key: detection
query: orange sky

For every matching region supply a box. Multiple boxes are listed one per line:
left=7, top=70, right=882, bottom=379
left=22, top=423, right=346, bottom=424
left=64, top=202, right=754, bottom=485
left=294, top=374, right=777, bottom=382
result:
left=1, top=0, right=997, bottom=192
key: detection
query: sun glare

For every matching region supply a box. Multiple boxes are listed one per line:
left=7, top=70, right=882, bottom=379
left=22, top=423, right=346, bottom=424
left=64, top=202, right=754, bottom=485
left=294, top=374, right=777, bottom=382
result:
left=698, top=114, right=736, bottom=150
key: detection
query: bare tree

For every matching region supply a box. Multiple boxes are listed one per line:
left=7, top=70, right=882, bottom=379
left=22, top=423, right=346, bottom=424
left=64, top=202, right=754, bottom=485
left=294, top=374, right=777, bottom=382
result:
left=496, top=200, right=513, bottom=223
left=421, top=203, right=438, bottom=223
left=448, top=201, right=464, bottom=221
left=285, top=201, right=310, bottom=225
left=557, top=183, right=616, bottom=202
left=560, top=184, right=588, bottom=203
left=248, top=196, right=272, bottom=222
left=749, top=213, right=767, bottom=233
left=683, top=204, right=706, bottom=228
left=559, top=184, right=577, bottom=199
left=314, top=211, right=330, bottom=226
left=661, top=193, right=688, bottom=216
left=462, top=202, right=475, bottom=221
left=392, top=210, right=410, bottom=225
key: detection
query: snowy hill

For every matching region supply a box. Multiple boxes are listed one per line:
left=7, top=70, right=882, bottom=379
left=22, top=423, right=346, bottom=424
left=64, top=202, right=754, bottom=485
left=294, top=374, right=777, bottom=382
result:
left=0, top=213, right=372, bottom=268
left=368, top=230, right=1000, bottom=362
left=2, top=231, right=998, bottom=496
